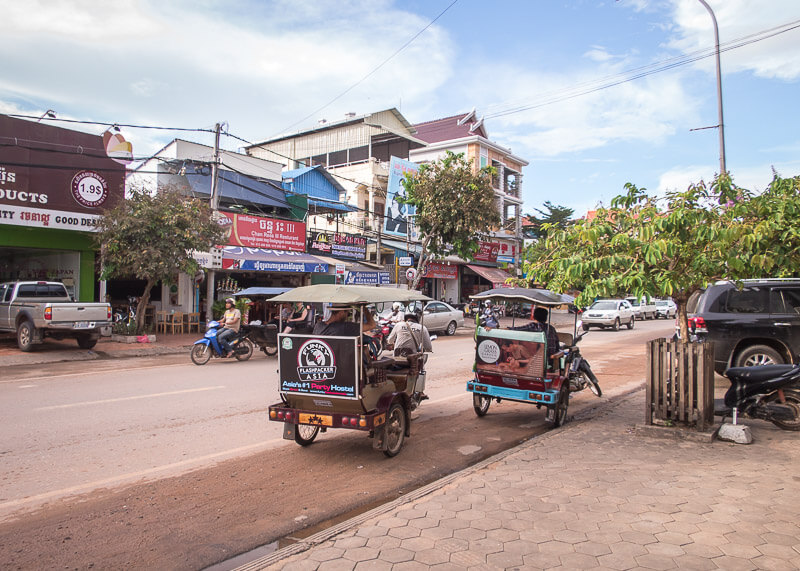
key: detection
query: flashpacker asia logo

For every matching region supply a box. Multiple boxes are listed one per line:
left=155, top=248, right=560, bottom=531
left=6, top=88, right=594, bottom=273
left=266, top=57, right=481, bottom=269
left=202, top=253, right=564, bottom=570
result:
left=297, top=339, right=337, bottom=381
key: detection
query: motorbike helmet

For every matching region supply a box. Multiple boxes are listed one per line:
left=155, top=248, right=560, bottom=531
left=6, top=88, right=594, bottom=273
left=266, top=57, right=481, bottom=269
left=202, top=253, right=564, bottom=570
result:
left=392, top=302, right=402, bottom=311
left=225, top=297, right=235, bottom=304
left=485, top=300, right=493, bottom=307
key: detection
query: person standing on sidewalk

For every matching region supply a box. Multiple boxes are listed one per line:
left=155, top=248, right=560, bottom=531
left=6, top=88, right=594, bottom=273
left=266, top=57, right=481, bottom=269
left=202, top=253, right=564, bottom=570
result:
left=218, top=298, right=241, bottom=357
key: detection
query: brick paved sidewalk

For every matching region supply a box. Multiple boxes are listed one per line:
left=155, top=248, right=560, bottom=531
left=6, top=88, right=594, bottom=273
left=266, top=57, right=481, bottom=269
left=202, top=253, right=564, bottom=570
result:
left=243, top=389, right=800, bottom=570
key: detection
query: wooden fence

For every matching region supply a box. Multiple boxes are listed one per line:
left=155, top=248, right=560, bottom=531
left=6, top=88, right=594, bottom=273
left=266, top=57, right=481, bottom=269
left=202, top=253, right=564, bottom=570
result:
left=646, top=339, right=715, bottom=430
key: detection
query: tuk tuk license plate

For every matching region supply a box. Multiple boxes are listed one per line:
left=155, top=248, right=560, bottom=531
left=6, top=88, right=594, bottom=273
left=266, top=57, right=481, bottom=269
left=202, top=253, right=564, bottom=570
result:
left=299, top=413, right=333, bottom=427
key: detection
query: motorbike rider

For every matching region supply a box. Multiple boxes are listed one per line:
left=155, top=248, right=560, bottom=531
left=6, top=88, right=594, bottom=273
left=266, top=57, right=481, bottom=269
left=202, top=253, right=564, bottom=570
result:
left=218, top=298, right=241, bottom=357
left=481, top=300, right=500, bottom=329
left=388, top=302, right=405, bottom=325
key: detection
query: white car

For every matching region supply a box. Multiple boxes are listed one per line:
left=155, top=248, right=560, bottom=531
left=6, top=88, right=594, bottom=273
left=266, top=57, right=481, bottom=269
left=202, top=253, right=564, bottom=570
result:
left=379, top=301, right=464, bottom=336
left=581, top=299, right=635, bottom=331
left=655, top=299, right=677, bottom=319
left=625, top=296, right=657, bottom=320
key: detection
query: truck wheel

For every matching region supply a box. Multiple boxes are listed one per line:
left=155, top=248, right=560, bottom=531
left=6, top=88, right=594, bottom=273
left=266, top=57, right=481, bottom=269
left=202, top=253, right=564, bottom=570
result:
left=627, top=316, right=635, bottom=330
left=16, top=321, right=35, bottom=352
left=76, top=335, right=98, bottom=350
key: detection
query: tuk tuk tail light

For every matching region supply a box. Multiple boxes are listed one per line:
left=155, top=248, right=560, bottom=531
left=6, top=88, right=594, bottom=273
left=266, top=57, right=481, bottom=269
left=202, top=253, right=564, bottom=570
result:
left=269, top=410, right=276, bottom=419
left=359, top=417, right=367, bottom=428
left=285, top=412, right=293, bottom=421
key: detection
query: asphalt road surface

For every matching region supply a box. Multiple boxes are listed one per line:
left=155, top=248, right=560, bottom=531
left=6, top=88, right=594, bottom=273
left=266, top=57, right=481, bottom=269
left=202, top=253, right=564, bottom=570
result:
left=0, top=318, right=675, bottom=570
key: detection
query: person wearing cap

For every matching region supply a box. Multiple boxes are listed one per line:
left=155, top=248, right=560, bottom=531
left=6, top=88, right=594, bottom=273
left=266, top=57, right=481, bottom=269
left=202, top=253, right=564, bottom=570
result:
left=312, top=304, right=360, bottom=336
left=218, top=297, right=242, bottom=357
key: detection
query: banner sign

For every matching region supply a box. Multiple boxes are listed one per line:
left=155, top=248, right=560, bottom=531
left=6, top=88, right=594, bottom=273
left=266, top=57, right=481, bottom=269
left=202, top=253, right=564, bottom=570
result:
left=423, top=261, right=458, bottom=279
left=474, top=241, right=500, bottom=263
left=475, top=332, right=546, bottom=381
left=384, top=156, right=419, bottom=239
left=278, top=335, right=359, bottom=399
left=345, top=271, right=391, bottom=285
left=397, top=256, right=413, bottom=267
left=0, top=115, right=125, bottom=224
left=221, top=247, right=328, bottom=273
left=219, top=212, right=306, bottom=252
left=307, top=231, right=367, bottom=260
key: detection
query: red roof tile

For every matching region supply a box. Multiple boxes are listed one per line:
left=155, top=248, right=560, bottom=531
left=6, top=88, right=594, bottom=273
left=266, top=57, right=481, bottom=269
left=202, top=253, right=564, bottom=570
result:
left=413, top=112, right=488, bottom=143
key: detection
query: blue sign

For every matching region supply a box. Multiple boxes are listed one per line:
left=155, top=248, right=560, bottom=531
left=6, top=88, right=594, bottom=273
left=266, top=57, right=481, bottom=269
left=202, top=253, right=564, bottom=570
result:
left=344, top=271, right=391, bottom=285
left=231, top=260, right=328, bottom=273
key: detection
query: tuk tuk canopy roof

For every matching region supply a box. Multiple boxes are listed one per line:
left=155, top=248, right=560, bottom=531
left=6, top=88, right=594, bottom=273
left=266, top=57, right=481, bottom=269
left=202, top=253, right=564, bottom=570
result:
left=268, top=284, right=432, bottom=305
left=470, top=287, right=575, bottom=307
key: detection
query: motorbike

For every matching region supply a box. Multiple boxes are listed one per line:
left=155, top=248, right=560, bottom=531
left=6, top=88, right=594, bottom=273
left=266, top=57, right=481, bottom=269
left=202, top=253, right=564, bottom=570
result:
left=375, top=317, right=394, bottom=352
left=190, top=320, right=254, bottom=365
left=715, top=364, right=800, bottom=431
left=555, top=330, right=602, bottom=397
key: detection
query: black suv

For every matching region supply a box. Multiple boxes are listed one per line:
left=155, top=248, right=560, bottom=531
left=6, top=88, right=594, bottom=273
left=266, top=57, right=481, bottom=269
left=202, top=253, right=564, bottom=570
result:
left=687, top=279, right=800, bottom=374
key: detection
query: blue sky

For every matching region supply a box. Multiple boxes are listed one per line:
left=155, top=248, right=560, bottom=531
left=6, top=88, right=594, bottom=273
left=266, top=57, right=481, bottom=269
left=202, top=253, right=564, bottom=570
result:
left=2, top=0, right=798, bottom=217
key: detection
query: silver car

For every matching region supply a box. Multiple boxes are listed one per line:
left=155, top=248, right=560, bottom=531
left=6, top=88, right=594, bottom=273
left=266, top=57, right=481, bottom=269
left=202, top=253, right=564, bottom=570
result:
left=421, top=301, right=464, bottom=335
left=581, top=299, right=635, bottom=331
left=655, top=299, right=677, bottom=319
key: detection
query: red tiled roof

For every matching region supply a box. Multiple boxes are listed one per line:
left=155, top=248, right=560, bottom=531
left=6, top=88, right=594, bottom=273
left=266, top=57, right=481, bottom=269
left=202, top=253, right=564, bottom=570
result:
left=413, top=112, right=488, bottom=143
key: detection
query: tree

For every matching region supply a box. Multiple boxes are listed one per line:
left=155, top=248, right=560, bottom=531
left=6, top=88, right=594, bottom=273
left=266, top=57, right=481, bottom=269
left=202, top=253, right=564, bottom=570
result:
left=401, top=151, right=500, bottom=290
left=524, top=201, right=574, bottom=240
left=524, top=174, right=800, bottom=341
left=94, top=184, right=226, bottom=334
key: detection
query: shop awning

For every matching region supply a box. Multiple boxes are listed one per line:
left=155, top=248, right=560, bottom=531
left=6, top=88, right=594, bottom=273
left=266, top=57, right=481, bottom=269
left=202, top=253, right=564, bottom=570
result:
left=381, top=238, right=422, bottom=255
left=466, top=264, right=512, bottom=287
left=221, top=247, right=329, bottom=273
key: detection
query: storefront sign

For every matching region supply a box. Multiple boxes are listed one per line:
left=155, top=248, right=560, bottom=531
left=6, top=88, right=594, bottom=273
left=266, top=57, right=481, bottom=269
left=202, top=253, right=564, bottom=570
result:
left=279, top=336, right=359, bottom=399
left=344, top=271, right=391, bottom=285
left=219, top=212, right=306, bottom=252
left=497, top=255, right=515, bottom=264
left=307, top=231, right=367, bottom=260
left=221, top=247, right=328, bottom=273
left=0, top=204, right=102, bottom=231
left=423, top=261, right=458, bottom=279
left=474, top=241, right=500, bottom=263
left=397, top=256, right=413, bottom=267
left=0, top=115, right=125, bottom=218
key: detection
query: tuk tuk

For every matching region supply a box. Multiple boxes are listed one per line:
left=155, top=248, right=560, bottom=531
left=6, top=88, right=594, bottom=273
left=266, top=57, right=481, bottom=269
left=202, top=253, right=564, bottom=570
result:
left=468, top=287, right=601, bottom=427
left=267, top=284, right=432, bottom=457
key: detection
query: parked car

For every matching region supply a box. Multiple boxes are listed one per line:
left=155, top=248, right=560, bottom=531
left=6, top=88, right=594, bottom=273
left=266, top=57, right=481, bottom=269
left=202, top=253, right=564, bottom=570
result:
left=625, top=296, right=657, bottom=320
left=687, top=278, right=800, bottom=374
left=581, top=299, right=635, bottom=331
left=379, top=301, right=464, bottom=336
left=655, top=299, right=677, bottom=319
left=0, top=281, right=112, bottom=351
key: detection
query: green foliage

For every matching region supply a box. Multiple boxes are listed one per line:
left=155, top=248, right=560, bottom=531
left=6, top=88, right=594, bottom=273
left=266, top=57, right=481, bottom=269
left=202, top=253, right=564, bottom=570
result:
left=94, top=184, right=226, bottom=333
left=401, top=151, right=500, bottom=288
left=212, top=300, right=227, bottom=320
left=524, top=173, right=800, bottom=341
left=524, top=201, right=574, bottom=239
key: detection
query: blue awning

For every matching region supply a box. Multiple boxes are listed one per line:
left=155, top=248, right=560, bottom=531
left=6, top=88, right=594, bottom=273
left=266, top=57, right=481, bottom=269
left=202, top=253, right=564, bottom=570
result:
left=222, top=247, right=329, bottom=273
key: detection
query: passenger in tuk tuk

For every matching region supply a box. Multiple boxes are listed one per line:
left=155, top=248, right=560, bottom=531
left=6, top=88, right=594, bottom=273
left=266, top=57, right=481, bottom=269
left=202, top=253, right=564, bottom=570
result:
left=387, top=312, right=433, bottom=357
left=312, top=304, right=360, bottom=336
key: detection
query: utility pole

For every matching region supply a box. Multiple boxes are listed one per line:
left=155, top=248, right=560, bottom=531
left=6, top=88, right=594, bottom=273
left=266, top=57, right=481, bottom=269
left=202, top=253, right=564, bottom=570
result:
left=697, top=0, right=727, bottom=176
left=206, top=122, right=222, bottom=322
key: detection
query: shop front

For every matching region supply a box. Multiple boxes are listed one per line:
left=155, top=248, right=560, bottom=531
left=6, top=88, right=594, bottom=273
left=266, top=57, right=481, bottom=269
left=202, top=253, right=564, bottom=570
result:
left=0, top=115, right=126, bottom=301
left=421, top=261, right=459, bottom=303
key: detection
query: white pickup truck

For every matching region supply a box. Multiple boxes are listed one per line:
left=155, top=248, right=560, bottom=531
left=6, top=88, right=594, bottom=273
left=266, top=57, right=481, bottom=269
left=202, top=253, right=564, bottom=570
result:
left=625, top=295, right=657, bottom=320
left=0, top=281, right=112, bottom=351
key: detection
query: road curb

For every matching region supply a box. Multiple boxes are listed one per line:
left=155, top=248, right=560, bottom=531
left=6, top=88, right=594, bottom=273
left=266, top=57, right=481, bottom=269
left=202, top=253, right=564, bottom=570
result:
left=234, top=382, right=647, bottom=571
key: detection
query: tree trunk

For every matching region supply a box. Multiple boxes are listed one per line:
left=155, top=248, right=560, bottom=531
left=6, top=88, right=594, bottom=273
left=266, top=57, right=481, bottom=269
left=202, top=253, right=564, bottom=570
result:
left=409, top=236, right=432, bottom=291
left=136, top=278, right=155, bottom=334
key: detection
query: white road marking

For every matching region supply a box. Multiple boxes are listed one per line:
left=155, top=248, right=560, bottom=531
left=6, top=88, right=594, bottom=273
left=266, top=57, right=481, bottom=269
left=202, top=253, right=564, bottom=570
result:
left=0, top=362, right=187, bottom=384
left=34, top=386, right=227, bottom=411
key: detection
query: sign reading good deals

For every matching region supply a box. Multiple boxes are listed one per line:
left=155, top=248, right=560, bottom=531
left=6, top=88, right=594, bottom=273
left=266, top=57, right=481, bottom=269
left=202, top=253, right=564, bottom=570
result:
left=307, top=231, right=367, bottom=260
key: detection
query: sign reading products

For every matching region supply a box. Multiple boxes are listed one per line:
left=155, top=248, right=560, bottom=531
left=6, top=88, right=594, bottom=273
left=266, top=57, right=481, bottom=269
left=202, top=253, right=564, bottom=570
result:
left=307, top=231, right=367, bottom=260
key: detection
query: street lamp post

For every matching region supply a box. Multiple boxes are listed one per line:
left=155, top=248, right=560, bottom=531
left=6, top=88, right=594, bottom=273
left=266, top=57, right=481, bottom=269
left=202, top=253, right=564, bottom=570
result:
left=697, top=0, right=727, bottom=176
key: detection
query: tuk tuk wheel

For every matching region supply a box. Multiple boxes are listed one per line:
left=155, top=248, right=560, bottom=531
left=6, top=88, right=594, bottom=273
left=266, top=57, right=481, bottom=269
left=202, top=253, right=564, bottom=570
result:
left=473, top=394, right=491, bottom=417
left=262, top=344, right=278, bottom=356
left=235, top=338, right=255, bottom=361
left=295, top=424, right=320, bottom=446
left=383, top=402, right=407, bottom=457
left=547, top=388, right=569, bottom=428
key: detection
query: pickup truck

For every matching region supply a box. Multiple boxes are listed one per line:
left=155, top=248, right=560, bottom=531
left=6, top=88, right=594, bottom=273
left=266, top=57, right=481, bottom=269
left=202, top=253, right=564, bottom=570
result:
left=625, top=295, right=657, bottom=320
left=0, top=281, right=112, bottom=351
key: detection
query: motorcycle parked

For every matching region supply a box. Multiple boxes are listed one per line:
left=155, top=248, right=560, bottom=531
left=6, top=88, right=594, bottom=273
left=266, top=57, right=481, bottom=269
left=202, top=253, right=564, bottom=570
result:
left=555, top=330, right=602, bottom=397
left=715, top=364, right=800, bottom=431
left=242, top=322, right=278, bottom=356
left=190, top=320, right=254, bottom=365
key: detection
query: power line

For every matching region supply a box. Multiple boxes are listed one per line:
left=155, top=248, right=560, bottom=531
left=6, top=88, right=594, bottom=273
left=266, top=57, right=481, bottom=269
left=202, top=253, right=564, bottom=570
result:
left=272, top=0, right=459, bottom=137
left=5, top=113, right=216, bottom=134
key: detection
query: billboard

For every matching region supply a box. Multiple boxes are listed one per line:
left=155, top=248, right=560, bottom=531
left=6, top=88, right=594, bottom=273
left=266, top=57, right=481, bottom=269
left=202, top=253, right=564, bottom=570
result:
left=384, top=156, right=419, bottom=239
left=307, top=231, right=367, bottom=260
left=217, top=212, right=306, bottom=251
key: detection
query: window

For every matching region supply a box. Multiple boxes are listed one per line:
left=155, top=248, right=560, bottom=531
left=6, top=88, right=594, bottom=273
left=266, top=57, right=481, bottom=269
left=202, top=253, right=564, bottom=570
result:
left=723, top=287, right=768, bottom=313
left=770, top=288, right=800, bottom=314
